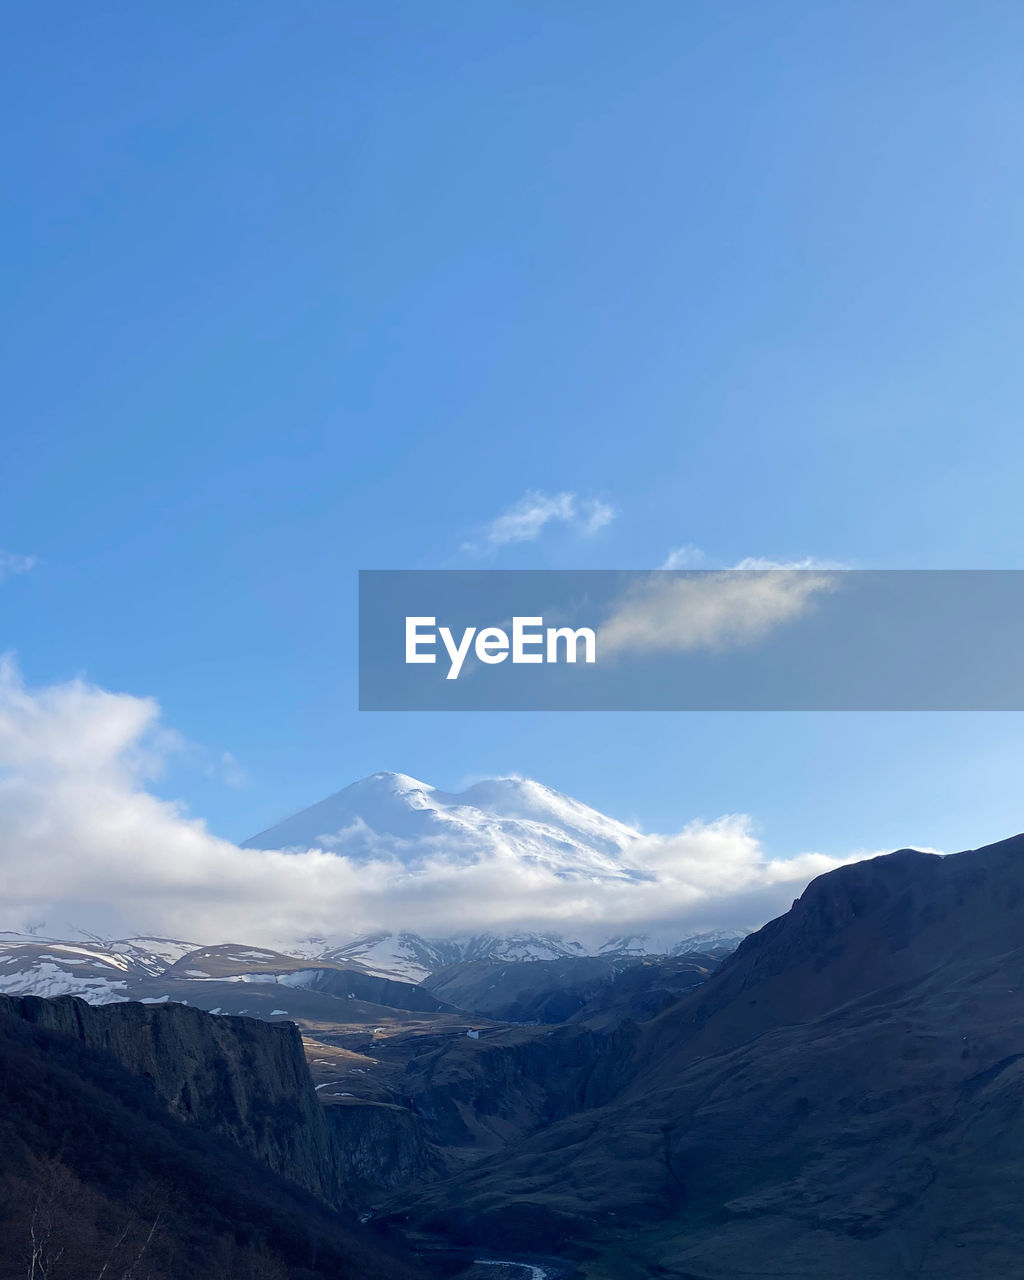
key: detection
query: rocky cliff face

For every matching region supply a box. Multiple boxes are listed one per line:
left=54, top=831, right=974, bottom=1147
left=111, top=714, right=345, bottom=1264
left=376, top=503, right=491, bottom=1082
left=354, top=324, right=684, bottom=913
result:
left=0, top=993, right=343, bottom=1208
left=326, top=1100, right=437, bottom=1195
left=399, top=1020, right=639, bottom=1155
left=0, top=995, right=428, bottom=1279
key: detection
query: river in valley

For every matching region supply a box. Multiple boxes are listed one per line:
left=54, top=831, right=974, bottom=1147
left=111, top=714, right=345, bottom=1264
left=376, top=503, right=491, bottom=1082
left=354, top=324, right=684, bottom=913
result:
left=472, top=1260, right=552, bottom=1279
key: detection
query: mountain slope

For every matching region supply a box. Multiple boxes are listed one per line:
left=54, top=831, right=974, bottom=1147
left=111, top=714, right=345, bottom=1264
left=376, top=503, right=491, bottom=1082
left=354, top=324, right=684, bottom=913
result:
left=396, top=833, right=1024, bottom=1277
left=0, top=996, right=427, bottom=1279
left=423, top=953, right=720, bottom=1025
left=0, top=935, right=457, bottom=1021
left=325, top=931, right=597, bottom=982
left=3, top=993, right=343, bottom=1206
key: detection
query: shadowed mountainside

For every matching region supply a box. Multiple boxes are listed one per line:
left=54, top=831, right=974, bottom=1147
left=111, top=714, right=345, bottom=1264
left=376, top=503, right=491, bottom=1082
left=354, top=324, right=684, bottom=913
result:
left=1, top=993, right=345, bottom=1207
left=423, top=954, right=719, bottom=1026
left=0, top=997, right=428, bottom=1280
left=394, top=834, right=1024, bottom=1278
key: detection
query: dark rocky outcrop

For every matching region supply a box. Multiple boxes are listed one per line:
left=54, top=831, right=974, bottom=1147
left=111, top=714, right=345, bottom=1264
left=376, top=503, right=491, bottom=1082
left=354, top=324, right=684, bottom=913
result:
left=326, top=1099, right=438, bottom=1195
left=0, top=993, right=343, bottom=1208
left=397, top=1021, right=639, bottom=1157
left=0, top=997, right=427, bottom=1279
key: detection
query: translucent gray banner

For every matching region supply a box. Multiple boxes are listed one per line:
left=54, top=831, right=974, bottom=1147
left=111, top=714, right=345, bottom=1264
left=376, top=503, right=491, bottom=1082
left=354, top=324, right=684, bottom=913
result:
left=358, top=570, right=1024, bottom=710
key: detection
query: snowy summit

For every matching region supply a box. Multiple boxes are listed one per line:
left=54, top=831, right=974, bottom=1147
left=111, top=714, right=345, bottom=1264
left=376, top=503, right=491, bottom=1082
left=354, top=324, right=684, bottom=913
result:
left=242, top=771, right=645, bottom=881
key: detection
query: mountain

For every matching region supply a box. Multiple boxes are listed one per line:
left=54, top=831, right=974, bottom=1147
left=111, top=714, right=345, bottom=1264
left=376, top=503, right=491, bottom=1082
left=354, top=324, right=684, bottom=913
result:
left=0, top=776, right=753, bottom=1006
left=243, top=771, right=645, bottom=880
left=0, top=933, right=197, bottom=1001
left=0, top=927, right=744, bottom=1002
left=0, top=934, right=455, bottom=1022
left=237, top=771, right=748, bottom=974
left=4, top=993, right=345, bottom=1205
left=391, top=832, right=1024, bottom=1277
left=422, top=952, right=721, bottom=1025
left=324, top=930, right=600, bottom=983
left=0, top=995, right=428, bottom=1279
left=0, top=774, right=749, bottom=1011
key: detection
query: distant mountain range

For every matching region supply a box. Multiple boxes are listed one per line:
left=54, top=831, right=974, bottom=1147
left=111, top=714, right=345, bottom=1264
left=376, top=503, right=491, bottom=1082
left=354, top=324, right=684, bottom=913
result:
left=0, top=771, right=749, bottom=1004
left=0, top=926, right=744, bottom=1007
left=315, top=926, right=744, bottom=983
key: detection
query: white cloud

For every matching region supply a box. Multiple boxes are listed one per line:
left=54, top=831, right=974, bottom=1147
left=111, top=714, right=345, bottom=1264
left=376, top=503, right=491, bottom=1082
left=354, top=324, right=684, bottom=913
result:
left=577, top=497, right=615, bottom=537
left=0, top=550, right=38, bottom=584
left=660, top=545, right=707, bottom=570
left=203, top=750, right=249, bottom=789
left=601, top=567, right=837, bottom=658
left=659, top=547, right=846, bottom=572
left=731, top=555, right=848, bottom=571
left=466, top=490, right=615, bottom=552
left=0, top=661, right=880, bottom=947
left=216, top=751, right=249, bottom=789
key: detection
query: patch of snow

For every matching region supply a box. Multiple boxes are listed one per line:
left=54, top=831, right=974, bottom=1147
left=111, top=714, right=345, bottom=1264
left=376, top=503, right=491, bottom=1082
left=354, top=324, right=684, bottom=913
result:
left=270, top=968, right=322, bottom=988
left=0, top=962, right=129, bottom=1002
left=116, top=937, right=198, bottom=965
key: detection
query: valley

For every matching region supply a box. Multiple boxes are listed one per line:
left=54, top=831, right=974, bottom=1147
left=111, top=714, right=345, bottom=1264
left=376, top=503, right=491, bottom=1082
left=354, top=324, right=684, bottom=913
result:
left=5, top=773, right=1024, bottom=1275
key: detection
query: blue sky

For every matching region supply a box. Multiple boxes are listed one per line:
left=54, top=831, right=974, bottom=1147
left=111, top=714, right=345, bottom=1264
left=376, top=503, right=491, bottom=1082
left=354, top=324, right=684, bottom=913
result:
left=4, top=1, right=1024, bottom=863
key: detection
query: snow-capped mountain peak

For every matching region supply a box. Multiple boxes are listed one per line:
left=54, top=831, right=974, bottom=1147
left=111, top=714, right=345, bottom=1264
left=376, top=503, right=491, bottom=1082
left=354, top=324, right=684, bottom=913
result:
left=2, top=772, right=754, bottom=1002
left=242, top=771, right=645, bottom=881
left=356, top=771, right=434, bottom=797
